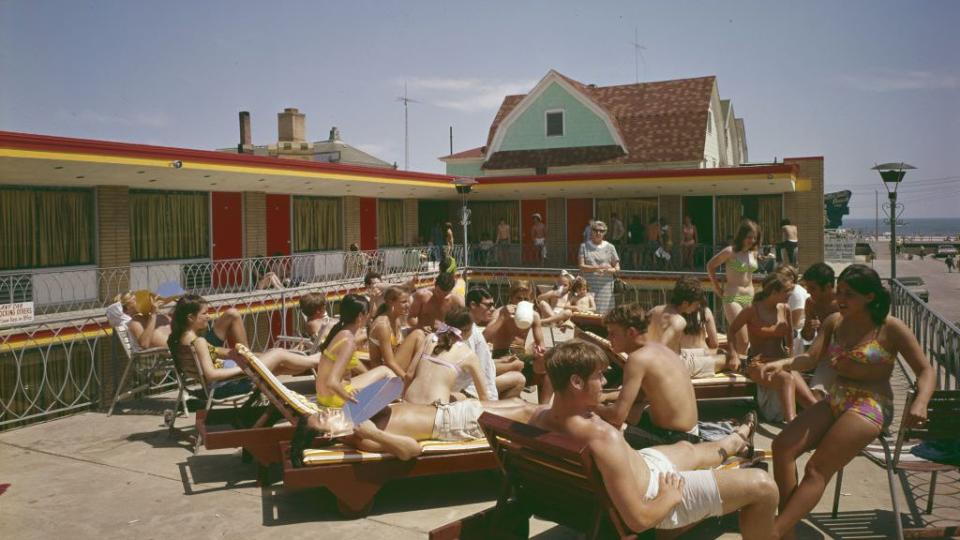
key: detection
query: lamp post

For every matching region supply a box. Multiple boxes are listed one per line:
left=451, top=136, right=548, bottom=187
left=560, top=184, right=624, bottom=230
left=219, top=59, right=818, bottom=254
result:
left=872, top=162, right=915, bottom=281
left=452, top=177, right=478, bottom=274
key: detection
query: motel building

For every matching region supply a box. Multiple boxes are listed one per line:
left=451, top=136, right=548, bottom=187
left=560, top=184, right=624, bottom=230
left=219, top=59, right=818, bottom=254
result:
left=0, top=69, right=823, bottom=426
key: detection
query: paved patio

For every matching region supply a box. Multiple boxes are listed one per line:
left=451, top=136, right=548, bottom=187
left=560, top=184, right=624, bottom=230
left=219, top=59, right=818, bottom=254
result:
left=1, top=361, right=957, bottom=540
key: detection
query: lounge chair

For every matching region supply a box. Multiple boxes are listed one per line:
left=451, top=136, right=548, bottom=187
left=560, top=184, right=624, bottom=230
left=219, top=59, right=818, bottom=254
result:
left=430, top=413, right=769, bottom=540
left=106, top=321, right=180, bottom=418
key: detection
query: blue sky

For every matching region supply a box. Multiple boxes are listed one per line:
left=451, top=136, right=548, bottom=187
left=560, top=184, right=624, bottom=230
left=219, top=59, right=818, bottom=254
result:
left=2, top=0, right=958, bottom=218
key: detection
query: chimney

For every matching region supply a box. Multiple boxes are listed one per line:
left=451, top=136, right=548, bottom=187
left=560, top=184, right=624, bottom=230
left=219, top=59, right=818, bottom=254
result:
left=329, top=126, right=341, bottom=141
left=277, top=107, right=306, bottom=142
left=238, top=111, right=252, bottom=153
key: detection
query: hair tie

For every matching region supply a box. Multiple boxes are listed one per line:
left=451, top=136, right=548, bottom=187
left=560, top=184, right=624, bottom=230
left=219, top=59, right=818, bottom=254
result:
left=435, top=321, right=462, bottom=338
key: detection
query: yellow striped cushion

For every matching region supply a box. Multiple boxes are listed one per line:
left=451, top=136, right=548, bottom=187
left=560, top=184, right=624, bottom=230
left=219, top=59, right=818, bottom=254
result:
left=235, top=344, right=319, bottom=416
left=692, top=372, right=751, bottom=384
left=301, top=438, right=489, bottom=466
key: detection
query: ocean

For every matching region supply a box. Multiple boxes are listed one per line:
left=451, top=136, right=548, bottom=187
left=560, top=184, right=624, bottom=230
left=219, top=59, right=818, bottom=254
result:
left=841, top=217, right=960, bottom=237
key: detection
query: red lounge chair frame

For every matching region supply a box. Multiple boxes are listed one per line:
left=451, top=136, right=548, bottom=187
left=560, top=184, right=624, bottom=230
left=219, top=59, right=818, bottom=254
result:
left=279, top=440, right=497, bottom=518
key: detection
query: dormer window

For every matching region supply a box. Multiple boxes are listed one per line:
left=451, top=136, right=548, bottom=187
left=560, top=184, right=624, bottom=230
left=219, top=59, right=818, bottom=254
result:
left=546, top=110, right=564, bottom=137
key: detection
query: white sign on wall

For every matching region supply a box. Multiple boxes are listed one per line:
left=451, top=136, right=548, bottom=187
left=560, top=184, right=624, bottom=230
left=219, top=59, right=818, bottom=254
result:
left=0, top=302, right=35, bottom=326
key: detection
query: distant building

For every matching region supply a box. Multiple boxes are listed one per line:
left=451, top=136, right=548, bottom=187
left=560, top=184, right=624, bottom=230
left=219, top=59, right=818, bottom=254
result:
left=440, top=70, right=748, bottom=177
left=219, top=108, right=395, bottom=169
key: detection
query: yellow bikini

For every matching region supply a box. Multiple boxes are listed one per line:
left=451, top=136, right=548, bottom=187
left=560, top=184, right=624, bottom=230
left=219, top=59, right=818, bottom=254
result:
left=317, top=338, right=360, bottom=408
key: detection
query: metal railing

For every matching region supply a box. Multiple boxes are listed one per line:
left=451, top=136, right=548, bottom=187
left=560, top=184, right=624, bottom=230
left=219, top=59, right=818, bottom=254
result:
left=468, top=243, right=716, bottom=273
left=890, top=278, right=959, bottom=390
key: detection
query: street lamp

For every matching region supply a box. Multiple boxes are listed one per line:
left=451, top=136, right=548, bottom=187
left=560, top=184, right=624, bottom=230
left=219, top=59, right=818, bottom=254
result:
left=872, top=162, right=915, bottom=281
left=452, top=177, right=478, bottom=273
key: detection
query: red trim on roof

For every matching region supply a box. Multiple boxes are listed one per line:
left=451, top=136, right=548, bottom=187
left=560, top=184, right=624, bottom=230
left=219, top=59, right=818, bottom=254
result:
left=474, top=164, right=798, bottom=185
left=0, top=130, right=453, bottom=184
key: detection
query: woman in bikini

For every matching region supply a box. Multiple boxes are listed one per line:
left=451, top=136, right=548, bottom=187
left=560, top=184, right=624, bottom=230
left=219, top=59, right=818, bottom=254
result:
left=707, top=219, right=760, bottom=356
left=168, top=294, right=320, bottom=395
left=728, top=273, right=816, bottom=422
left=681, top=215, right=698, bottom=270
left=315, top=294, right=395, bottom=408
left=760, top=265, right=935, bottom=539
left=404, top=306, right=491, bottom=404
left=367, top=286, right=427, bottom=381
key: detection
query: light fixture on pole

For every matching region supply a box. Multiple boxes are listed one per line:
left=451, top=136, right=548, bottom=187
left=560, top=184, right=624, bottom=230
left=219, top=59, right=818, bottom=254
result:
left=872, top=162, right=915, bottom=282
left=452, top=177, right=478, bottom=274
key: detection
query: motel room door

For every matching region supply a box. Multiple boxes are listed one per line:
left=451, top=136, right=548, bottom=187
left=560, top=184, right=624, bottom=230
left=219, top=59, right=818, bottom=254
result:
left=211, top=192, right=244, bottom=288
left=266, top=194, right=291, bottom=256
left=359, top=197, right=378, bottom=250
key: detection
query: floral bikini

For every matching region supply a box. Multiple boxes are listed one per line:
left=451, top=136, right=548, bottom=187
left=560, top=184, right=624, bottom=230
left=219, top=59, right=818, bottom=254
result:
left=827, top=332, right=896, bottom=429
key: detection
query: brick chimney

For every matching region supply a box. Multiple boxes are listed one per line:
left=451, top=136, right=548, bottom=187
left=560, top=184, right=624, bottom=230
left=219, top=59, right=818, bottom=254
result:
left=278, top=107, right=306, bottom=142
left=238, top=111, right=252, bottom=153
left=329, top=126, right=341, bottom=142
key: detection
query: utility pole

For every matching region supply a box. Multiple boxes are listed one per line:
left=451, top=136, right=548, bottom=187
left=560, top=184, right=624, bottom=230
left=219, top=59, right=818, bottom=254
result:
left=631, top=27, right=646, bottom=83
left=875, top=190, right=879, bottom=240
left=449, top=126, right=453, bottom=156
left=396, top=82, right=420, bottom=171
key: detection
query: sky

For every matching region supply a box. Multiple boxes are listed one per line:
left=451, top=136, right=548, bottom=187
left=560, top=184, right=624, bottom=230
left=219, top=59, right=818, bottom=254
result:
left=2, top=0, right=958, bottom=218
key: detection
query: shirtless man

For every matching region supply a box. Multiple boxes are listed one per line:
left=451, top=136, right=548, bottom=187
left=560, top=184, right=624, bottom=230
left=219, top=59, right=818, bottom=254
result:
left=483, top=280, right=550, bottom=402
left=531, top=213, right=547, bottom=263
left=529, top=340, right=777, bottom=537
left=107, top=291, right=248, bottom=351
left=291, top=396, right=537, bottom=462
left=407, top=271, right=464, bottom=331
left=647, top=277, right=737, bottom=378
left=779, top=218, right=799, bottom=265
left=598, top=303, right=712, bottom=446
left=799, top=262, right=839, bottom=399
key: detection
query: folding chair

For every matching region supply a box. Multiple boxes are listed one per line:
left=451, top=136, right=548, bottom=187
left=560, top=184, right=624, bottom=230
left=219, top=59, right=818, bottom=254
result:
left=107, top=323, right=180, bottom=417
left=832, top=389, right=960, bottom=539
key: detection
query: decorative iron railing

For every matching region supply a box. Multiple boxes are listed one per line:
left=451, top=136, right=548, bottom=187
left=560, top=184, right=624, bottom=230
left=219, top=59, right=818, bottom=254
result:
left=890, top=278, right=959, bottom=390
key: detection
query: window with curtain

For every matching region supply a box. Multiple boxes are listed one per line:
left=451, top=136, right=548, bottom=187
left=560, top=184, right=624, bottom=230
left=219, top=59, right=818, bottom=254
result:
left=293, top=196, right=342, bottom=252
left=130, top=190, right=209, bottom=262
left=0, top=187, right=94, bottom=270
left=715, top=196, right=743, bottom=247
left=715, top=195, right=782, bottom=248
left=595, top=197, right=658, bottom=234
left=757, top=195, right=783, bottom=247
left=377, top=199, right=405, bottom=247
left=465, top=201, right=519, bottom=243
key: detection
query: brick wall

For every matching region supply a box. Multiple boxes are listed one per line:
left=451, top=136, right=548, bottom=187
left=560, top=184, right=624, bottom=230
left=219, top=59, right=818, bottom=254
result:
left=403, top=198, right=418, bottom=244
left=343, top=196, right=361, bottom=247
left=783, top=157, right=825, bottom=269
left=243, top=191, right=266, bottom=258
left=95, top=185, right=130, bottom=302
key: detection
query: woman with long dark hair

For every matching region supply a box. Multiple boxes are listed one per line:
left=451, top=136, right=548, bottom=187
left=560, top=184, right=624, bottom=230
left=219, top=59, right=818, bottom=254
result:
left=403, top=306, right=490, bottom=404
left=761, top=265, right=935, bottom=538
left=167, top=294, right=319, bottom=392
left=316, top=294, right=395, bottom=408
left=368, top=286, right=427, bottom=380
left=707, top=218, right=760, bottom=355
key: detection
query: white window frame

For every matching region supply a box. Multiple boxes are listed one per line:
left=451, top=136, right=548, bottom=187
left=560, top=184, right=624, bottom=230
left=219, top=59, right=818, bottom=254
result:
left=545, top=109, right=565, bottom=138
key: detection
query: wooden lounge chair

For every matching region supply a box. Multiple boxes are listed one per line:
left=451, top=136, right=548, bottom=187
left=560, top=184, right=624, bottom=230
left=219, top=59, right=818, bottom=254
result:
left=831, top=389, right=960, bottom=540
left=431, top=413, right=769, bottom=540
left=280, top=437, right=495, bottom=517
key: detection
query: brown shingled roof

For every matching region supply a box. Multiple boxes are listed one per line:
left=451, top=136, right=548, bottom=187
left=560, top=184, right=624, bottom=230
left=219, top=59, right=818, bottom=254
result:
left=485, top=73, right=716, bottom=168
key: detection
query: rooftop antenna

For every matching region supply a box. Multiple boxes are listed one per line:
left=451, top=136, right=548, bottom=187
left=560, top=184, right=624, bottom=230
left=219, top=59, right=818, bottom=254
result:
left=397, top=82, right=420, bottom=170
left=630, top=27, right=647, bottom=83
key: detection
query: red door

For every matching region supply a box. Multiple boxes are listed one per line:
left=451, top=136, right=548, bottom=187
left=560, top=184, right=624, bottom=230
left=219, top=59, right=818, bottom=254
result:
left=566, top=198, right=593, bottom=264
left=266, top=194, right=291, bottom=256
left=211, top=192, right=244, bottom=288
left=520, top=199, right=547, bottom=263
left=359, top=197, right=378, bottom=250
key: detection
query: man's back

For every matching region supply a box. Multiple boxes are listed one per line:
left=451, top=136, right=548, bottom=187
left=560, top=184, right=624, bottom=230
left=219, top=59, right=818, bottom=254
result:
left=645, top=305, right=685, bottom=353
left=628, top=343, right=698, bottom=431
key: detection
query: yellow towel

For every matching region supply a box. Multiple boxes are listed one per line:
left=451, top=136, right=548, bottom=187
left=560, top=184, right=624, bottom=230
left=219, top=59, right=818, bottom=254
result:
left=301, top=438, right=489, bottom=466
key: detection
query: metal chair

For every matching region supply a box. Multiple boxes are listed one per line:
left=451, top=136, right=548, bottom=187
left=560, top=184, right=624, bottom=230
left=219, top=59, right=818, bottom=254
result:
left=107, top=323, right=180, bottom=418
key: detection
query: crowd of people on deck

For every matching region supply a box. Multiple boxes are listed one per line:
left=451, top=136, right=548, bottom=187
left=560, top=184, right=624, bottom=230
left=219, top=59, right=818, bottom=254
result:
left=104, top=214, right=936, bottom=537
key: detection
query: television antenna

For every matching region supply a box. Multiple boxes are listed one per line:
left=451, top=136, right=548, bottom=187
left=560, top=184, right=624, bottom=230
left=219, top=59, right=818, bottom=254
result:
left=396, top=82, right=420, bottom=170
left=630, top=27, right=647, bottom=83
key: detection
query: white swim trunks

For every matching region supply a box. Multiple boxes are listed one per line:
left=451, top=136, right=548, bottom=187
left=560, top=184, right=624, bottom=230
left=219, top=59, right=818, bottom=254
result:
left=679, top=348, right=717, bottom=379
left=432, top=399, right=485, bottom=441
left=636, top=448, right=724, bottom=529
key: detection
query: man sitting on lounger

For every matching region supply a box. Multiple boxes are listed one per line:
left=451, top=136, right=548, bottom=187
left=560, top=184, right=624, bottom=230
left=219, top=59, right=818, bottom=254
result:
left=600, top=303, right=748, bottom=446
left=529, top=340, right=778, bottom=537
left=483, top=280, right=550, bottom=403
left=646, top=277, right=738, bottom=378
left=107, top=291, right=248, bottom=351
left=408, top=271, right=465, bottom=331
left=291, top=396, right=537, bottom=463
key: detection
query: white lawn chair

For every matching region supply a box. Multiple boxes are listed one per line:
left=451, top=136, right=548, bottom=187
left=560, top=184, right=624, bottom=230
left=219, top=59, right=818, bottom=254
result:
left=107, top=323, right=181, bottom=418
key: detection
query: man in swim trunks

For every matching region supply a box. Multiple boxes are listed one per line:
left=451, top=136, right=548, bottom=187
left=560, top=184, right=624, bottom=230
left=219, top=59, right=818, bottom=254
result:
left=529, top=340, right=777, bottom=536
left=408, top=271, right=465, bottom=331
left=646, top=277, right=738, bottom=378
left=779, top=219, right=799, bottom=265
left=531, top=212, right=547, bottom=264
left=599, top=303, right=744, bottom=447
left=483, top=280, right=549, bottom=402
left=291, top=396, right=537, bottom=463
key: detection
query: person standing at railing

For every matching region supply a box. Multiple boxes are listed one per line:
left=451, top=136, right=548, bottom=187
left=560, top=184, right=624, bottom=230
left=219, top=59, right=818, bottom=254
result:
left=495, top=218, right=511, bottom=265
left=443, top=222, right=455, bottom=258
left=168, top=294, right=319, bottom=395
left=707, top=219, right=760, bottom=357
left=779, top=219, right=799, bottom=265
left=681, top=215, right=699, bottom=271
left=531, top=212, right=547, bottom=265
left=761, top=264, right=935, bottom=539
left=578, top=221, right=620, bottom=315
